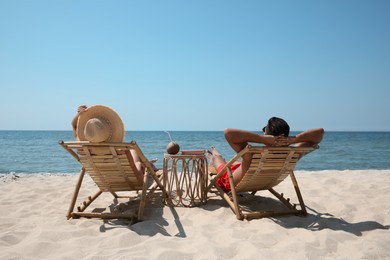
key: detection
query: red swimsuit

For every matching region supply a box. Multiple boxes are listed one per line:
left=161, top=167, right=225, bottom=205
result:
left=215, top=162, right=241, bottom=192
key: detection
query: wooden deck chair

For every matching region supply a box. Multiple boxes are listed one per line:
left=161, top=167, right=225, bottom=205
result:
left=59, top=140, right=165, bottom=221
left=207, top=145, right=318, bottom=220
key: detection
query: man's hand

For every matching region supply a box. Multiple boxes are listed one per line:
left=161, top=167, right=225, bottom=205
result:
left=273, top=135, right=290, bottom=146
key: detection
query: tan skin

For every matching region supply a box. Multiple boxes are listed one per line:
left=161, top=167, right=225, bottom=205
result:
left=209, top=127, right=325, bottom=186
left=72, top=105, right=157, bottom=185
left=71, top=105, right=88, bottom=140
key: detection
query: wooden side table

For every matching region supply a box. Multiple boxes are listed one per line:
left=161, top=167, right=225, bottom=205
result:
left=163, top=150, right=208, bottom=207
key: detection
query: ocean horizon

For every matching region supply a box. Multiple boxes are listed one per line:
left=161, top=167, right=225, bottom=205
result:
left=1, top=130, right=390, bottom=174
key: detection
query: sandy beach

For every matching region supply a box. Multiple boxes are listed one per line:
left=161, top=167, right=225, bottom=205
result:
left=1, top=170, right=389, bottom=259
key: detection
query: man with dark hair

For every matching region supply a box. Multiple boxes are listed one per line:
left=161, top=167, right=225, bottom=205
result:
left=263, top=117, right=290, bottom=137
left=208, top=117, right=324, bottom=192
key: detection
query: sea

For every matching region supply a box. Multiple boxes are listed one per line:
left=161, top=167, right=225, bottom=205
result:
left=0, top=131, right=389, bottom=175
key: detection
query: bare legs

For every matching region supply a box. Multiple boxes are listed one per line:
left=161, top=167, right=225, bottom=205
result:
left=130, top=149, right=144, bottom=173
left=207, top=146, right=244, bottom=185
left=208, top=146, right=227, bottom=170
left=127, top=149, right=158, bottom=185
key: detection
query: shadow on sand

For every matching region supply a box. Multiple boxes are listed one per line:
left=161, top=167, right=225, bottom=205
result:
left=96, top=192, right=389, bottom=238
left=96, top=194, right=187, bottom=238
left=272, top=206, right=389, bottom=236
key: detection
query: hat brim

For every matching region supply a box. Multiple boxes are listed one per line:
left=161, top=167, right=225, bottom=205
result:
left=77, top=105, right=125, bottom=142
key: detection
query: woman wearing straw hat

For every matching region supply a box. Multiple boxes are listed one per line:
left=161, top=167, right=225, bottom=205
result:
left=71, top=105, right=158, bottom=185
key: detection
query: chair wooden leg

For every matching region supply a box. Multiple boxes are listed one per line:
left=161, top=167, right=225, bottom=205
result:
left=67, top=168, right=86, bottom=220
left=137, top=173, right=149, bottom=220
left=289, top=170, right=307, bottom=215
left=268, top=188, right=296, bottom=209
left=227, top=168, right=243, bottom=220
left=77, top=190, right=103, bottom=212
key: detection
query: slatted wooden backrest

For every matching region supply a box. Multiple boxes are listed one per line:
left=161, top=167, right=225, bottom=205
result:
left=62, top=141, right=143, bottom=192
left=234, top=146, right=316, bottom=192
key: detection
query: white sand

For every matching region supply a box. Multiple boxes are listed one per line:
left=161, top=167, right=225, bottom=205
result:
left=1, top=170, right=389, bottom=259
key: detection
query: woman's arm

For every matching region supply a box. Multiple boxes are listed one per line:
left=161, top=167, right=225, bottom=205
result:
left=71, top=105, right=88, bottom=140
left=71, top=114, right=79, bottom=140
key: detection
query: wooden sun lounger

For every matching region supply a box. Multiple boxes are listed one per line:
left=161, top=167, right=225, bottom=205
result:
left=207, top=145, right=318, bottom=220
left=59, top=140, right=165, bottom=221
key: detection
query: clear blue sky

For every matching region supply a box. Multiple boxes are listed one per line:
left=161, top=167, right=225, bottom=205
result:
left=1, top=1, right=389, bottom=131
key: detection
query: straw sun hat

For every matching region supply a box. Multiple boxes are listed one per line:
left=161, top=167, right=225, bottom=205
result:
left=76, top=105, right=125, bottom=142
